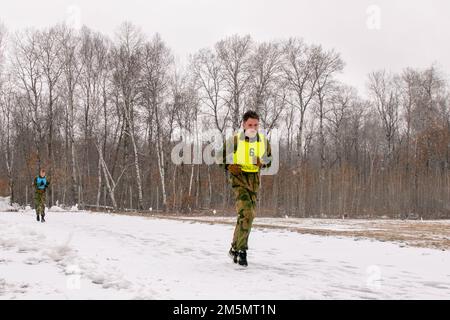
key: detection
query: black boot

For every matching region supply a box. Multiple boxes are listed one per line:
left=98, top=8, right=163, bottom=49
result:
left=41, top=215, right=46, bottom=223
left=237, top=250, right=248, bottom=267
left=228, top=248, right=238, bottom=264
left=36, top=215, right=40, bottom=222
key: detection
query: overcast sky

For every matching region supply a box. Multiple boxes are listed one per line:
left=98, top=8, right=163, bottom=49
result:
left=1, top=0, right=449, bottom=95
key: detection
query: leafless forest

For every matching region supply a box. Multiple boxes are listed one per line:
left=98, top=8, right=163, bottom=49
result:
left=0, top=22, right=449, bottom=218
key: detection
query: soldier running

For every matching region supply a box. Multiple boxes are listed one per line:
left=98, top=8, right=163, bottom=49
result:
left=34, top=168, right=50, bottom=223
left=220, top=110, right=272, bottom=267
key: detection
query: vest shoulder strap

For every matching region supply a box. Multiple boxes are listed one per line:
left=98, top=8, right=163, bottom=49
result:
left=233, top=134, right=239, bottom=153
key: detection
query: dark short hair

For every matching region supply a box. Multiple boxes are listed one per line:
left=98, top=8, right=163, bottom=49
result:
left=242, top=110, right=259, bottom=122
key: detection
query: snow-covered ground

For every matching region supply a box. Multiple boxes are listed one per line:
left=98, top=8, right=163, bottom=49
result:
left=1, top=202, right=450, bottom=299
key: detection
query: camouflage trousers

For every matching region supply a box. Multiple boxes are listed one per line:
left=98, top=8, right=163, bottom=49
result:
left=230, top=172, right=260, bottom=251
left=34, top=190, right=47, bottom=216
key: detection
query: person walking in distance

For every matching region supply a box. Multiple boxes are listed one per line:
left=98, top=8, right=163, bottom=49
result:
left=34, top=168, right=50, bottom=223
left=220, top=110, right=272, bottom=267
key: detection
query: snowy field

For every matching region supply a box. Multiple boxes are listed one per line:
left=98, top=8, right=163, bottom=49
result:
left=1, top=199, right=450, bottom=299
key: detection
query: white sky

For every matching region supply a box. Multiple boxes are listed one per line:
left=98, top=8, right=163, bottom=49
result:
left=1, top=0, right=449, bottom=96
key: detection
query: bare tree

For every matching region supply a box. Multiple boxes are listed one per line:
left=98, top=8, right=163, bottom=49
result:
left=216, top=35, right=253, bottom=130
left=368, top=70, right=401, bottom=159
left=326, top=84, right=361, bottom=167
left=141, top=33, right=174, bottom=210
left=191, top=48, right=229, bottom=133
left=12, top=29, right=45, bottom=169
left=78, top=27, right=111, bottom=206
left=37, top=25, right=66, bottom=206
left=0, top=25, right=16, bottom=203
left=58, top=26, right=83, bottom=205
left=248, top=41, right=285, bottom=133
left=282, top=38, right=318, bottom=160
left=311, top=45, right=344, bottom=171
left=110, top=22, right=145, bottom=210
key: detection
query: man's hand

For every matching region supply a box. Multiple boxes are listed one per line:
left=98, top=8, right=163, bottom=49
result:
left=254, top=157, right=263, bottom=168
left=228, top=164, right=242, bottom=176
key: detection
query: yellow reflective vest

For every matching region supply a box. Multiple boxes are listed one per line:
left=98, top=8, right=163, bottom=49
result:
left=233, top=133, right=267, bottom=173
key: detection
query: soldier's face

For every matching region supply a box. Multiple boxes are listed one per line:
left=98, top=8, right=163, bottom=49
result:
left=243, top=118, right=259, bottom=131
left=40, top=170, right=45, bottom=177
